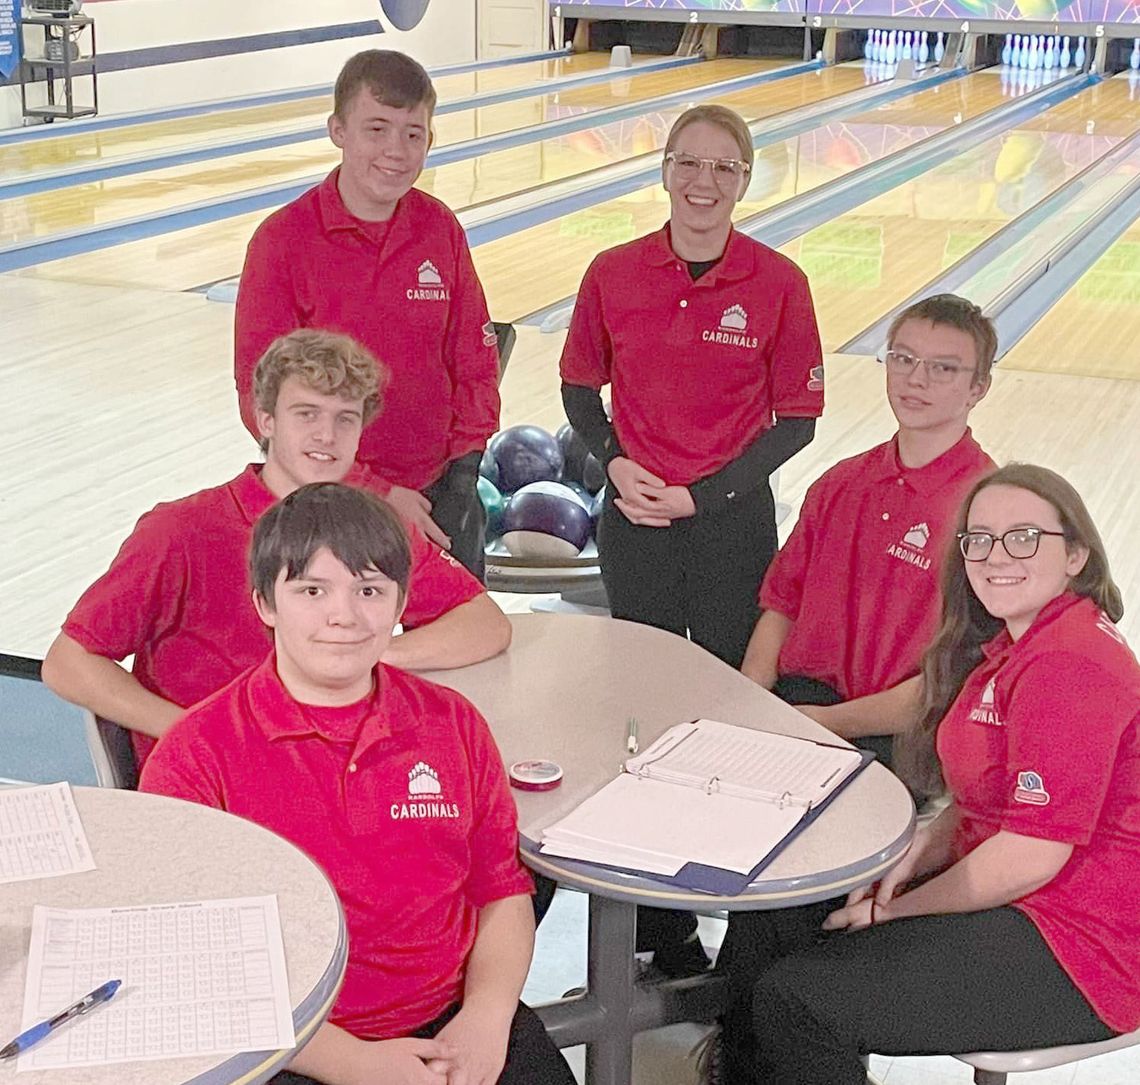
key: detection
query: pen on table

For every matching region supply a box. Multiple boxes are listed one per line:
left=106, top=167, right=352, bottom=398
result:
left=626, top=717, right=639, bottom=755
left=0, top=979, right=121, bottom=1060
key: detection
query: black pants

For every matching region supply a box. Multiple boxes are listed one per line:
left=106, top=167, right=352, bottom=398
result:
left=269, top=1001, right=574, bottom=1085
left=599, top=483, right=777, bottom=671
left=600, top=484, right=778, bottom=958
left=749, top=907, right=1116, bottom=1084
left=772, top=674, right=895, bottom=770
left=425, top=463, right=486, bottom=581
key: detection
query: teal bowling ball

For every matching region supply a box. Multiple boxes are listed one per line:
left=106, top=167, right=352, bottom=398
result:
left=478, top=476, right=506, bottom=540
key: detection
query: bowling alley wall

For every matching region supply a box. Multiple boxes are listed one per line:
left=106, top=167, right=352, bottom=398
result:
left=2, top=0, right=473, bottom=128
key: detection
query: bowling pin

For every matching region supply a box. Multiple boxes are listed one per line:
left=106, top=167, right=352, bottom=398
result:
left=886, top=30, right=897, bottom=65
left=873, top=28, right=884, bottom=62
left=1060, top=35, right=1070, bottom=67
left=1011, top=35, right=1021, bottom=67
left=934, top=32, right=945, bottom=62
left=1001, top=34, right=1012, bottom=65
left=864, top=29, right=874, bottom=61
left=1028, top=35, right=1039, bottom=70
left=1043, top=35, right=1054, bottom=69
left=918, top=31, right=929, bottom=64
left=1130, top=37, right=1140, bottom=70
left=1074, top=37, right=1086, bottom=68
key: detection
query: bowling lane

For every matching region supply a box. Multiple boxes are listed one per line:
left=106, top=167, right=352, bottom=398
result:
left=781, top=75, right=1140, bottom=352
left=0, top=51, right=619, bottom=180
left=472, top=67, right=1011, bottom=321
left=1, top=59, right=768, bottom=246
left=8, top=61, right=871, bottom=292
left=1003, top=207, right=1140, bottom=380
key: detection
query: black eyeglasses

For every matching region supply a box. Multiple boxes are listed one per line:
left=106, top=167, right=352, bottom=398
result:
left=957, top=528, right=1067, bottom=562
left=882, top=350, right=973, bottom=385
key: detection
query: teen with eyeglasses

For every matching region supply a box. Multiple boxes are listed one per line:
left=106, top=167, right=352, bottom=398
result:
left=740, top=294, right=996, bottom=769
left=558, top=104, right=824, bottom=977
left=730, top=464, right=1140, bottom=1084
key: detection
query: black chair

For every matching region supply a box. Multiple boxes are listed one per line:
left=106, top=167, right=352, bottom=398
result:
left=493, top=321, right=516, bottom=383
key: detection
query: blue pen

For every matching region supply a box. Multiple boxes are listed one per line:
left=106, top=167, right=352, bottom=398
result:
left=0, top=979, right=121, bottom=1059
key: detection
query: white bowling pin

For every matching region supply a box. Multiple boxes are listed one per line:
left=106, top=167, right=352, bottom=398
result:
left=864, top=30, right=874, bottom=61
left=934, top=32, right=945, bottom=62
left=1001, top=34, right=1012, bottom=65
left=918, top=31, right=929, bottom=64
left=1012, top=35, right=1022, bottom=67
left=886, top=30, right=897, bottom=65
left=1043, top=36, right=1054, bottom=69
left=1059, top=35, right=1070, bottom=67
left=1074, top=37, right=1086, bottom=68
left=1130, top=37, right=1140, bottom=71
left=1029, top=35, right=1039, bottom=70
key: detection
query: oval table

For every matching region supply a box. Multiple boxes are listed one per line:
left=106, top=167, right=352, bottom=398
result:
left=435, top=613, right=916, bottom=1085
left=0, top=788, right=347, bottom=1085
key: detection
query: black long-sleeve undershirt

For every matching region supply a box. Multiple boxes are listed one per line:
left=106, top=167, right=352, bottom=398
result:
left=561, top=382, right=816, bottom=517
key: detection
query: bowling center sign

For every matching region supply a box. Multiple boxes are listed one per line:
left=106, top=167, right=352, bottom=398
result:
left=0, top=0, right=21, bottom=82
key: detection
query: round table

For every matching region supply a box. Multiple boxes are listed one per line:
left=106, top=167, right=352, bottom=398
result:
left=435, top=613, right=915, bottom=1084
left=0, top=788, right=346, bottom=1085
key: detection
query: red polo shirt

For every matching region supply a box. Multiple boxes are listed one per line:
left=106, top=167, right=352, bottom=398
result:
left=937, top=594, right=1140, bottom=1032
left=140, top=655, right=533, bottom=1038
left=760, top=431, right=994, bottom=699
left=559, top=226, right=824, bottom=486
left=234, top=171, right=500, bottom=490
left=61, top=464, right=484, bottom=765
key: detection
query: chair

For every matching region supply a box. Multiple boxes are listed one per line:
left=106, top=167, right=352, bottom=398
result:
left=93, top=716, right=140, bottom=790
left=956, top=1028, right=1140, bottom=1082
left=493, top=320, right=516, bottom=383
left=0, top=651, right=129, bottom=788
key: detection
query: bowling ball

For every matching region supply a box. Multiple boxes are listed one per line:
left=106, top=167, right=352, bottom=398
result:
left=563, top=480, right=594, bottom=507
left=477, top=476, right=506, bottom=542
left=582, top=452, right=606, bottom=494
left=479, top=447, right=500, bottom=488
left=556, top=422, right=590, bottom=483
left=502, top=482, right=593, bottom=560
left=590, top=487, right=606, bottom=534
left=489, top=425, right=564, bottom=492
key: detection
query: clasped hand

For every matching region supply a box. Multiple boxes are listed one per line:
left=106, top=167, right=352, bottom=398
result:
left=607, top=457, right=695, bottom=527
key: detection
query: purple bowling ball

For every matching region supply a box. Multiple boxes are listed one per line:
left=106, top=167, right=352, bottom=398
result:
left=490, top=425, right=563, bottom=492
left=502, top=482, right=593, bottom=560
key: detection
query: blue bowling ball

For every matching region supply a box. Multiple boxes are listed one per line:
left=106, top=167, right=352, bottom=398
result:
left=479, top=447, right=500, bottom=489
left=502, top=482, right=592, bottom=559
left=490, top=425, right=563, bottom=492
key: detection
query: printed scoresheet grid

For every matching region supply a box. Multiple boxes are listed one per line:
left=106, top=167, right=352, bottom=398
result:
left=20, top=896, right=295, bottom=1070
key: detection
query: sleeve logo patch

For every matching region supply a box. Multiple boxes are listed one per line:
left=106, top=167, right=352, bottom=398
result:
left=1014, top=770, right=1050, bottom=806
left=482, top=320, right=498, bottom=348
left=807, top=364, right=824, bottom=392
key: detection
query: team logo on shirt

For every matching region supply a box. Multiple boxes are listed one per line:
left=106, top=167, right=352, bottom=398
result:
left=807, top=364, right=824, bottom=392
left=391, top=761, right=460, bottom=820
left=439, top=548, right=463, bottom=569
left=885, top=522, right=932, bottom=572
left=482, top=319, right=498, bottom=348
left=969, top=677, right=1004, bottom=727
left=407, top=260, right=450, bottom=302
left=1013, top=770, right=1050, bottom=806
left=702, top=304, right=759, bottom=349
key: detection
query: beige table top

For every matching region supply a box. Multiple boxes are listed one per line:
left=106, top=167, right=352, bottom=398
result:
left=0, top=788, right=346, bottom=1085
left=435, top=613, right=915, bottom=909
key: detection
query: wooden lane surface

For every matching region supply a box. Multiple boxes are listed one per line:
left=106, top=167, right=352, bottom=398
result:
left=0, top=52, right=619, bottom=179
left=5, top=277, right=1139, bottom=657
left=783, top=76, right=1140, bottom=352
left=472, top=69, right=1012, bottom=321
left=6, top=61, right=861, bottom=290
left=0, top=59, right=769, bottom=245
left=1003, top=199, right=1140, bottom=379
